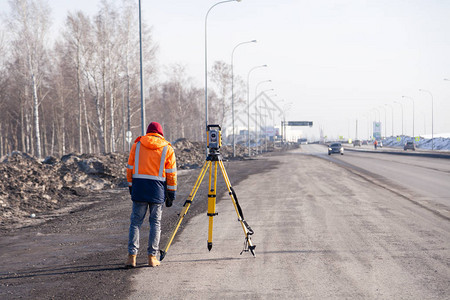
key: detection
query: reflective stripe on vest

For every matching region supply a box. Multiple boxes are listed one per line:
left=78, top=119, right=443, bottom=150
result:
left=133, top=174, right=166, bottom=181
left=159, top=146, right=168, bottom=177
left=135, top=142, right=141, bottom=174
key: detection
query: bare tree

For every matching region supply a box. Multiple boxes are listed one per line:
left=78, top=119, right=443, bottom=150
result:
left=0, top=0, right=182, bottom=157
left=209, top=61, right=232, bottom=126
left=63, top=11, right=93, bottom=153
left=7, top=0, right=52, bottom=158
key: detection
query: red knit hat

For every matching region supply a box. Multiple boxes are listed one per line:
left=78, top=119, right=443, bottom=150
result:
left=146, top=122, right=164, bottom=136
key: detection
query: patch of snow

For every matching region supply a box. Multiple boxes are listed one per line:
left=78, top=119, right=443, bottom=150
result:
left=382, top=135, right=450, bottom=151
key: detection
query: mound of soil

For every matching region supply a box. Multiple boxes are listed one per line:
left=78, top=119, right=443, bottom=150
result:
left=0, top=140, right=251, bottom=229
left=0, top=151, right=128, bottom=228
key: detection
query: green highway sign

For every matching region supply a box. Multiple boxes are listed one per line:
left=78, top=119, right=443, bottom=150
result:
left=287, top=121, right=313, bottom=127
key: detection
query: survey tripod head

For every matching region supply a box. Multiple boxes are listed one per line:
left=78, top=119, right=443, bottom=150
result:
left=207, top=124, right=221, bottom=151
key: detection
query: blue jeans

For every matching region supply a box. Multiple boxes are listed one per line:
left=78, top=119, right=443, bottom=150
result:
left=128, top=201, right=163, bottom=256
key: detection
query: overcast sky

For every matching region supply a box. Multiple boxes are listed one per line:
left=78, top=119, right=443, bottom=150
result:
left=2, top=0, right=450, bottom=140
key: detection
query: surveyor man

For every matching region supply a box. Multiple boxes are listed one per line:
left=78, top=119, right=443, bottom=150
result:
left=125, top=122, right=177, bottom=268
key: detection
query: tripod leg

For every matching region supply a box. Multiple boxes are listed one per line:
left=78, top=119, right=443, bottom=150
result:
left=207, top=161, right=219, bottom=251
left=218, top=160, right=256, bottom=257
left=160, top=161, right=210, bottom=261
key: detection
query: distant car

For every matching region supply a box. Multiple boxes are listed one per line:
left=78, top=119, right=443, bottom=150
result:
left=297, top=138, right=308, bottom=145
left=353, top=140, right=362, bottom=147
left=404, top=141, right=416, bottom=151
left=328, top=143, right=344, bottom=155
left=362, top=140, right=368, bottom=145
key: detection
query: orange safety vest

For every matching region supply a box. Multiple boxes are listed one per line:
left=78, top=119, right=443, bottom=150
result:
left=127, top=133, right=177, bottom=203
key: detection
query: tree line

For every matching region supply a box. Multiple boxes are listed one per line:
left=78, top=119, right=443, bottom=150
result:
left=0, top=0, right=246, bottom=158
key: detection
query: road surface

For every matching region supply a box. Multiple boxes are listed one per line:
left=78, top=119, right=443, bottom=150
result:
left=1, top=147, right=449, bottom=299
left=307, top=144, right=450, bottom=215
left=131, top=146, right=450, bottom=299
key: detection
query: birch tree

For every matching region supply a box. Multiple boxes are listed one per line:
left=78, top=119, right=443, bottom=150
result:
left=7, top=0, right=51, bottom=158
left=210, top=61, right=232, bottom=126
left=63, top=11, right=92, bottom=153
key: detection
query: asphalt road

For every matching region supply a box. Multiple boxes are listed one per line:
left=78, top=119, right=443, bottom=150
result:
left=130, top=147, right=450, bottom=299
left=1, top=147, right=449, bottom=299
left=309, top=144, right=450, bottom=215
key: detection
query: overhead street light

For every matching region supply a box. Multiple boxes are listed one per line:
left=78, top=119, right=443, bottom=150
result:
left=402, top=96, right=415, bottom=138
left=231, top=39, right=257, bottom=157
left=419, top=89, right=434, bottom=150
left=204, top=0, right=241, bottom=156
left=246, top=64, right=267, bottom=156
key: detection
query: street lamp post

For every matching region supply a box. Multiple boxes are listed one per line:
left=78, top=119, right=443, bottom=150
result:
left=246, top=65, right=267, bottom=156
left=260, top=90, right=275, bottom=153
left=255, top=81, right=272, bottom=154
left=138, top=0, right=145, bottom=135
left=280, top=101, right=292, bottom=143
left=402, top=96, right=415, bottom=138
left=394, top=101, right=404, bottom=137
left=263, top=93, right=277, bottom=152
left=231, top=39, right=256, bottom=157
left=205, top=0, right=241, bottom=156
left=385, top=104, right=394, bottom=137
left=419, top=89, right=434, bottom=150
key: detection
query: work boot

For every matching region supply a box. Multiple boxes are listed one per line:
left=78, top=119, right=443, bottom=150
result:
left=148, top=255, right=160, bottom=267
left=125, top=254, right=137, bottom=268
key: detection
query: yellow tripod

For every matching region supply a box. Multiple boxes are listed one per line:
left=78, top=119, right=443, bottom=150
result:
left=160, top=144, right=255, bottom=261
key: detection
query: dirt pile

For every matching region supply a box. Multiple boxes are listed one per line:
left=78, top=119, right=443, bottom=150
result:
left=0, top=151, right=128, bottom=228
left=0, top=140, right=280, bottom=229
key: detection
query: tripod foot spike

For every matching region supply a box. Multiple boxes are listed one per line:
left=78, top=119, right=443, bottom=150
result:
left=159, top=250, right=166, bottom=261
left=207, top=242, right=213, bottom=251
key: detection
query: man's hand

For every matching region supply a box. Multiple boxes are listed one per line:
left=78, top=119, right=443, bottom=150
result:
left=165, top=191, right=176, bottom=207
left=165, top=197, right=173, bottom=207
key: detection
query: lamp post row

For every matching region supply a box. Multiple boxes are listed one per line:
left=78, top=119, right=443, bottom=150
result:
left=205, top=0, right=275, bottom=158
left=231, top=40, right=257, bottom=157
left=246, top=65, right=267, bottom=156
left=145, top=1, right=446, bottom=154
left=205, top=0, right=242, bottom=156
left=367, top=79, right=446, bottom=150
left=255, top=81, right=272, bottom=154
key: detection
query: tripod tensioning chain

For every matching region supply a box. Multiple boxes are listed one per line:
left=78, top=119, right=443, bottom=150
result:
left=160, top=125, right=255, bottom=261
